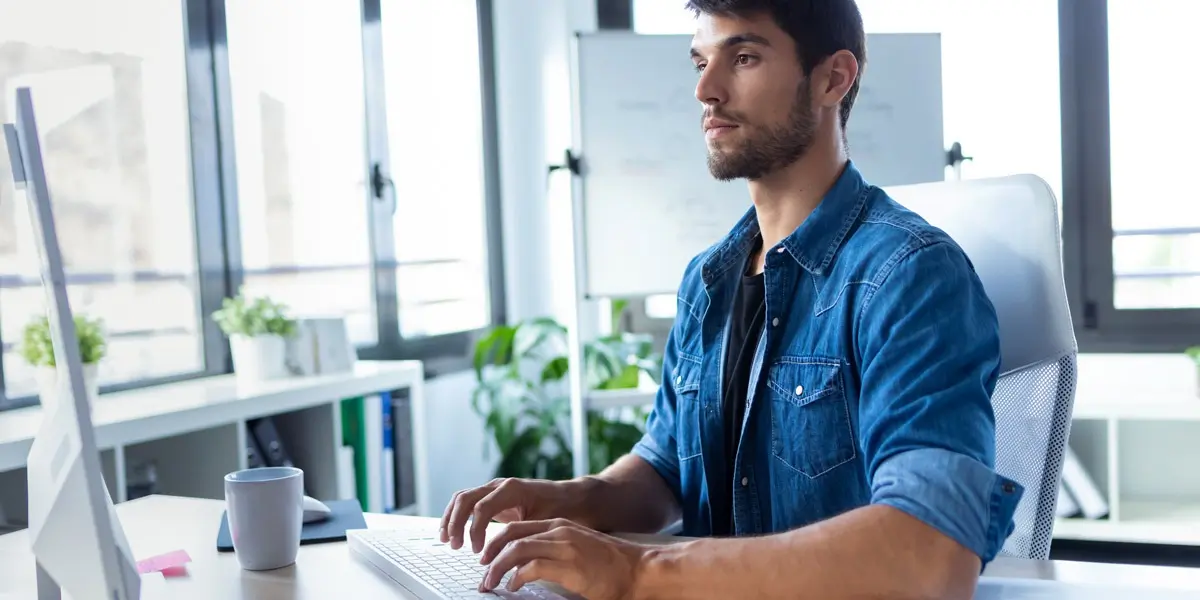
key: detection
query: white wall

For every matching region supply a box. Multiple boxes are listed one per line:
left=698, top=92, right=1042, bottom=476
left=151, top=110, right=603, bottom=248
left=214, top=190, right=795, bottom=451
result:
left=419, top=370, right=496, bottom=514
left=417, top=0, right=599, bottom=515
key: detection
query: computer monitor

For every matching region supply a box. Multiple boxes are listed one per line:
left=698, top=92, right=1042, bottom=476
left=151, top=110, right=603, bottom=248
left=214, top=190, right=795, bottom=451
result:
left=4, top=86, right=141, bottom=600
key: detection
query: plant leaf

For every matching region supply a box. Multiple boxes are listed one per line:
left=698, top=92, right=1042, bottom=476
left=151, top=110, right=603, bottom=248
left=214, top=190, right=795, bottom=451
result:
left=513, top=317, right=567, bottom=359
left=473, top=325, right=516, bottom=380
left=540, top=356, right=570, bottom=383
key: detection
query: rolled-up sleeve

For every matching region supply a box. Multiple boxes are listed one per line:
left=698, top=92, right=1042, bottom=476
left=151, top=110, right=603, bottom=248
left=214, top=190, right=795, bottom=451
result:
left=856, top=241, right=1023, bottom=565
left=631, top=324, right=684, bottom=504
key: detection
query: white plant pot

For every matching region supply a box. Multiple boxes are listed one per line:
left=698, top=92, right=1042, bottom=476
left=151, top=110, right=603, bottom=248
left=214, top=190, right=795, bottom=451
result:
left=229, top=334, right=290, bottom=385
left=36, top=362, right=100, bottom=412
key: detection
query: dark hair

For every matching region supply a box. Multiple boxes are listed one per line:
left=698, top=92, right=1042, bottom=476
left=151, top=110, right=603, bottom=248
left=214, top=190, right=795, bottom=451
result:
left=685, top=0, right=866, bottom=129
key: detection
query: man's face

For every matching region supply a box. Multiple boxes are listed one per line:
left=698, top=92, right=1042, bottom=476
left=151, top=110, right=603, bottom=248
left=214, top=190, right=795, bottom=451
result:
left=691, top=11, right=815, bottom=181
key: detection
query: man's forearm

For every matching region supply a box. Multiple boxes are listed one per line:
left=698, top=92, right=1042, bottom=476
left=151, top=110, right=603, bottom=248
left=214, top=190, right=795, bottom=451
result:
left=634, top=505, right=980, bottom=600
left=566, top=454, right=680, bottom=534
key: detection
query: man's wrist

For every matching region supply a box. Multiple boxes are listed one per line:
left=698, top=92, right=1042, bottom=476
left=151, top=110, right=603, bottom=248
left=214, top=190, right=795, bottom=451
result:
left=558, top=475, right=609, bottom=528
left=632, top=542, right=685, bottom=600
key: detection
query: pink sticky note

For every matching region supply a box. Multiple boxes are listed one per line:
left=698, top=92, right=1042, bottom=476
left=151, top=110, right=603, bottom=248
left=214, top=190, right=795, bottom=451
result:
left=137, top=549, right=192, bottom=576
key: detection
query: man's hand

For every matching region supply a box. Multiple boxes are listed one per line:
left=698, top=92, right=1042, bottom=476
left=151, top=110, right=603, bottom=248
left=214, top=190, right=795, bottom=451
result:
left=477, top=519, right=650, bottom=599
left=440, top=478, right=583, bottom=553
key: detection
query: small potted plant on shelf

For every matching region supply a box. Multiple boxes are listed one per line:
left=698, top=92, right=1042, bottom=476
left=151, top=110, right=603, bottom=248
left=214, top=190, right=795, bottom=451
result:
left=20, top=313, right=106, bottom=409
left=212, top=289, right=297, bottom=384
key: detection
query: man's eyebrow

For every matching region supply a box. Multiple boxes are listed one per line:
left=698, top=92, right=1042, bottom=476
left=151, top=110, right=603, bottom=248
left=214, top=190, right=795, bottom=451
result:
left=691, top=32, right=772, bottom=58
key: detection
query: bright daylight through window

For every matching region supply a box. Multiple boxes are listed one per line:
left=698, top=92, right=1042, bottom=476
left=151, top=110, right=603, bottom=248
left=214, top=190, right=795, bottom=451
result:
left=225, top=0, right=379, bottom=345
left=0, top=0, right=203, bottom=400
left=382, top=0, right=493, bottom=338
left=1107, top=0, right=1200, bottom=310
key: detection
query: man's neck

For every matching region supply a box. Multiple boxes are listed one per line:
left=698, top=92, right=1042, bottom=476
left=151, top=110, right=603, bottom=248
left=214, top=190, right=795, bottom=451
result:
left=746, top=142, right=848, bottom=274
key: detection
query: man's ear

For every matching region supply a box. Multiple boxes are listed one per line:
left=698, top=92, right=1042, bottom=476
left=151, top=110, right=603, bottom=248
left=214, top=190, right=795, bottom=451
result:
left=816, top=49, right=860, bottom=110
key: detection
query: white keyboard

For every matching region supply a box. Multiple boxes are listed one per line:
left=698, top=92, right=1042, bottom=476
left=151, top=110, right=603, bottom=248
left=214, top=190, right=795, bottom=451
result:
left=347, top=528, right=575, bottom=599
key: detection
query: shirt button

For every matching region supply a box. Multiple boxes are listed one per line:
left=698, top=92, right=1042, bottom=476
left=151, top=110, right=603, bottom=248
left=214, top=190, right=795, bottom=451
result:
left=771, top=317, right=779, bottom=327
left=675, top=375, right=682, bottom=385
left=741, top=477, right=749, bottom=487
left=794, top=385, right=804, bottom=395
left=776, top=247, right=785, bottom=254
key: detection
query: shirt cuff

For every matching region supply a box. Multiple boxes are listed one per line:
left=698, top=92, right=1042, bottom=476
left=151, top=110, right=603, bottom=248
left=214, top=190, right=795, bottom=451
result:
left=631, top=433, right=682, bottom=503
left=870, top=447, right=1023, bottom=564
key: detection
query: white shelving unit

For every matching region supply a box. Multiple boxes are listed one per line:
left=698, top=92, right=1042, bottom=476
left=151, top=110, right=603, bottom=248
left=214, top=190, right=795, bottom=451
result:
left=1054, top=353, right=1200, bottom=546
left=0, top=360, right=429, bottom=527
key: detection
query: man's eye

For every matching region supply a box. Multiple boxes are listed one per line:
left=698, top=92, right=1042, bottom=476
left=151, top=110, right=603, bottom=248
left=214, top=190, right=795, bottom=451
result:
left=694, top=62, right=706, bottom=73
left=736, top=54, right=755, bottom=65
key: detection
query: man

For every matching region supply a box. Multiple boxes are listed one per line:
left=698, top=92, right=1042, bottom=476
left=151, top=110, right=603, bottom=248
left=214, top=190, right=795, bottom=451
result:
left=443, top=1, right=1023, bottom=597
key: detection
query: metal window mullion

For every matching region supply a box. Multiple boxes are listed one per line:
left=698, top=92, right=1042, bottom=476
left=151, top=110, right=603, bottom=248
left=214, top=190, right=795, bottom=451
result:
left=360, top=0, right=402, bottom=357
left=185, top=0, right=239, bottom=375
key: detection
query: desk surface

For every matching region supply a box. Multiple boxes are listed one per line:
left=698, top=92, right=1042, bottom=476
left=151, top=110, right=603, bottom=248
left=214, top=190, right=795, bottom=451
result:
left=2, top=495, right=1200, bottom=599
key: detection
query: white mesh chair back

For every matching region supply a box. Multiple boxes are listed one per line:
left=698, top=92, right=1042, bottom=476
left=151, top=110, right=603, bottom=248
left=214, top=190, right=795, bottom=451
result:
left=885, top=174, right=1078, bottom=560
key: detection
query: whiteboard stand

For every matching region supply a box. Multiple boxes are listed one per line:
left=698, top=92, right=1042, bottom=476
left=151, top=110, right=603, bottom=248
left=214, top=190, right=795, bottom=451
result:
left=565, top=31, right=591, bottom=479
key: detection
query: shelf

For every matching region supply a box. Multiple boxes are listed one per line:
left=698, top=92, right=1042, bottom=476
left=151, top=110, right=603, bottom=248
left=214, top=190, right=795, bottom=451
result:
left=0, top=360, right=424, bottom=473
left=1055, top=501, right=1200, bottom=546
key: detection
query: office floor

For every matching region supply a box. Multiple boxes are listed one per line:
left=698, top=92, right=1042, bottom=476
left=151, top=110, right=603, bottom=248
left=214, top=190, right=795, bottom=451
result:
left=1051, top=540, right=1200, bottom=568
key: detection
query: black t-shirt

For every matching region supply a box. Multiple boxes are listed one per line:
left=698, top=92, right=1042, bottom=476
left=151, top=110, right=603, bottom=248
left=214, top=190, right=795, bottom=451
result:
left=712, top=248, right=766, bottom=536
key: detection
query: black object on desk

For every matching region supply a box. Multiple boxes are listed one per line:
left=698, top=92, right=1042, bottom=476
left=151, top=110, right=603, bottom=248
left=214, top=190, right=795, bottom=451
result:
left=216, top=498, right=368, bottom=552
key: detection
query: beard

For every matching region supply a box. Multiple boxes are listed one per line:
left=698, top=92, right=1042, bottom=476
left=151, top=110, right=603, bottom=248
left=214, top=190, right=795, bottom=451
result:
left=705, top=79, right=817, bottom=181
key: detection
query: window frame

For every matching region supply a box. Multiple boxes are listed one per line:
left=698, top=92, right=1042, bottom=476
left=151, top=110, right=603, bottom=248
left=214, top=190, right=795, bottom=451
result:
left=1061, top=0, right=1200, bottom=352
left=0, top=0, right=507, bottom=409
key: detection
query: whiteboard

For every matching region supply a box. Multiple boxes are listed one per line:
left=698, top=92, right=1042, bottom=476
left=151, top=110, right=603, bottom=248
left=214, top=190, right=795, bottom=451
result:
left=571, top=32, right=944, bottom=298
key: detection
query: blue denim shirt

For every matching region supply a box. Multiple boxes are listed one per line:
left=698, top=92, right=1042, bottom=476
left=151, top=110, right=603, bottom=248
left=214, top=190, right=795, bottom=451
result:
left=631, top=161, right=1024, bottom=565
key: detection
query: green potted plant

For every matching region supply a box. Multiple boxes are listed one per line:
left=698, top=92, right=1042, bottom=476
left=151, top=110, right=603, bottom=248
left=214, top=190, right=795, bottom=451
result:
left=20, top=313, right=107, bottom=409
left=470, top=301, right=662, bottom=479
left=212, top=289, right=297, bottom=384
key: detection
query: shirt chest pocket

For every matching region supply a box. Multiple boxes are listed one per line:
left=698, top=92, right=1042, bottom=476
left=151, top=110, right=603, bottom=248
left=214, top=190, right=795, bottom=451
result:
left=767, top=358, right=857, bottom=478
left=672, top=359, right=704, bottom=461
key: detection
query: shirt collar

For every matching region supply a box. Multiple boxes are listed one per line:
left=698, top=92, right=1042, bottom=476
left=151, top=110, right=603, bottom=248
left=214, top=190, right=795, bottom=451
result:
left=702, top=160, right=871, bottom=285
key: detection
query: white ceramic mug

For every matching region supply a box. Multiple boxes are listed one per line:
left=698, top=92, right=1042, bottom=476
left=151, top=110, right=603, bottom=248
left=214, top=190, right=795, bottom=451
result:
left=224, top=466, right=304, bottom=570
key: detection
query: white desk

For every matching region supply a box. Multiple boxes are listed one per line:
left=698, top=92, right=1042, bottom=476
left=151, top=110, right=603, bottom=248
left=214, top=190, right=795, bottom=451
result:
left=0, top=361, right=429, bottom=521
left=2, top=495, right=1199, bottom=599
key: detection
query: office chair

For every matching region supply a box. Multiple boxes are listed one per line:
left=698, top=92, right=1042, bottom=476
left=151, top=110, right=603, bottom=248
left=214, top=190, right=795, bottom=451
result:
left=886, top=174, right=1078, bottom=561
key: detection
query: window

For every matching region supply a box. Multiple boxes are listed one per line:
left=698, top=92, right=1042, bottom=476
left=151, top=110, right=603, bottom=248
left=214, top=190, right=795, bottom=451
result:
left=1106, top=0, right=1200, bottom=311
left=380, top=0, right=493, bottom=338
left=225, top=0, right=378, bottom=345
left=0, top=0, right=506, bottom=410
left=0, top=0, right=204, bottom=401
left=1061, top=0, right=1200, bottom=347
left=632, top=0, right=1062, bottom=321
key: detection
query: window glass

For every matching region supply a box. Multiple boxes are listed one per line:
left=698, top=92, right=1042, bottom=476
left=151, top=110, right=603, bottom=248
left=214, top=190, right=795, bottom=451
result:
left=1107, top=0, right=1200, bottom=309
left=381, top=0, right=492, bottom=337
left=226, top=0, right=378, bottom=344
left=0, top=0, right=203, bottom=400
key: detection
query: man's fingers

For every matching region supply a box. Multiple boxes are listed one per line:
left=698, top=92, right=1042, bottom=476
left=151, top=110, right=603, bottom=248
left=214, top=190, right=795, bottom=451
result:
left=469, top=480, right=521, bottom=553
left=439, top=489, right=464, bottom=542
left=506, top=559, right=582, bottom=593
left=480, top=540, right=572, bottom=591
left=445, top=485, right=495, bottom=549
left=480, top=518, right=574, bottom=565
